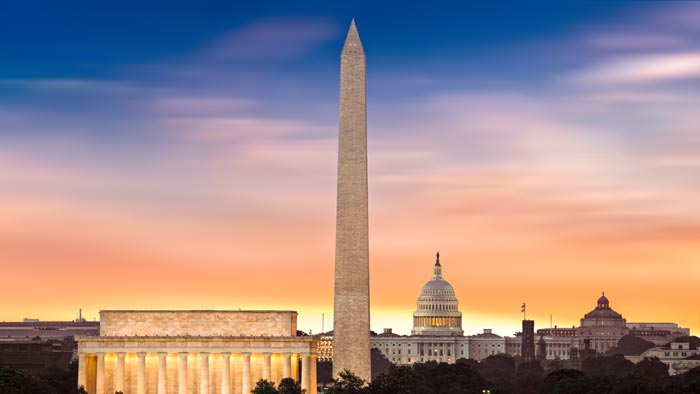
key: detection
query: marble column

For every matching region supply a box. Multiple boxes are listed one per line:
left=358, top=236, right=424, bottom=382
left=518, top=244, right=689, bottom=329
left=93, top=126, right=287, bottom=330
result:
left=200, top=352, right=210, bottom=394
left=263, top=353, right=272, bottom=380
left=301, top=355, right=310, bottom=392
left=283, top=353, right=292, bottom=378
left=116, top=353, right=126, bottom=393
left=241, top=353, right=251, bottom=394
left=178, top=353, right=188, bottom=394
left=77, top=353, right=87, bottom=390
left=95, top=353, right=105, bottom=394
left=137, top=352, right=147, bottom=394
left=158, top=352, right=168, bottom=394
left=310, top=354, right=317, bottom=394
left=221, top=352, right=231, bottom=394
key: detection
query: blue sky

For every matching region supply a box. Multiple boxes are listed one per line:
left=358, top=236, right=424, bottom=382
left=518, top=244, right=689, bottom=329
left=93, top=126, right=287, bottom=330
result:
left=1, top=1, right=699, bottom=335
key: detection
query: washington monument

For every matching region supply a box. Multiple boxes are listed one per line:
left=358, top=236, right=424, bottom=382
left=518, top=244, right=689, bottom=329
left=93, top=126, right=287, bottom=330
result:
left=333, top=19, right=371, bottom=381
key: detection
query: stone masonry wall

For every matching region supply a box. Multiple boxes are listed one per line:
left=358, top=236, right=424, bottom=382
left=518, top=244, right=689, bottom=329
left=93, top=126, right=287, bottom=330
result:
left=99, top=311, right=297, bottom=337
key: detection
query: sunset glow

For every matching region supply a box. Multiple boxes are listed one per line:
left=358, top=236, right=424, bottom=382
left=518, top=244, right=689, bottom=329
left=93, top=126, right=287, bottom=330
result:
left=1, top=1, right=698, bottom=337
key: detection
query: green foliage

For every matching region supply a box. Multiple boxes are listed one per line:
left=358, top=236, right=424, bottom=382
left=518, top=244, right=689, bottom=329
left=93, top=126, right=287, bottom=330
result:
left=370, top=348, right=392, bottom=379
left=317, top=361, right=333, bottom=386
left=325, top=370, right=368, bottom=394
left=479, top=355, right=515, bottom=392
left=0, top=367, right=56, bottom=394
left=606, top=335, right=656, bottom=356
left=541, top=369, right=585, bottom=394
left=278, top=377, right=305, bottom=394
left=372, top=361, right=487, bottom=394
left=252, top=379, right=279, bottom=394
left=369, top=365, right=420, bottom=394
left=582, top=354, right=635, bottom=377
left=4, top=353, right=700, bottom=394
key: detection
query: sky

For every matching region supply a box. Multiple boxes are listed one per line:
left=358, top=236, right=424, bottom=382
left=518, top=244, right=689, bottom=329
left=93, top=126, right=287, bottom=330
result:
left=1, top=1, right=699, bottom=337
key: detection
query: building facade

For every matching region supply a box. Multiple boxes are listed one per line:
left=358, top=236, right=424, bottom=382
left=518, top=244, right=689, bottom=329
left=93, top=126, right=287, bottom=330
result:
left=521, top=320, right=535, bottom=362
left=371, top=256, right=512, bottom=364
left=323, top=259, right=693, bottom=367
left=77, top=310, right=317, bottom=394
left=626, top=342, right=700, bottom=375
left=575, top=293, right=628, bottom=354
left=0, top=317, right=99, bottom=373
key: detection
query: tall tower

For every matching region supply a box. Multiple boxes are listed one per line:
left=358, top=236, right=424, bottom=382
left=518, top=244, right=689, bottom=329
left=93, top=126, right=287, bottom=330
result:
left=333, top=19, right=371, bottom=381
left=522, top=320, right=535, bottom=362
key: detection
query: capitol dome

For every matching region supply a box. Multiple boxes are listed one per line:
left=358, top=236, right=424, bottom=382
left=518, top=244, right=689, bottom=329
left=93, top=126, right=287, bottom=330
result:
left=411, top=252, right=463, bottom=336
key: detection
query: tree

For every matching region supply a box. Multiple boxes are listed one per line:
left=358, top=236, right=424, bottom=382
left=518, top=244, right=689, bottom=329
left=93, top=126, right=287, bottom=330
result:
left=325, top=370, right=367, bottom=394
left=480, top=355, right=515, bottom=393
left=369, top=365, right=420, bottom=394
left=317, top=361, right=333, bottom=387
left=582, top=354, right=635, bottom=377
left=0, top=366, right=56, bottom=394
left=514, top=361, right=544, bottom=394
left=40, top=363, right=79, bottom=394
left=252, top=379, right=278, bottom=394
left=371, top=348, right=392, bottom=379
left=409, top=360, right=488, bottom=394
left=634, top=357, right=668, bottom=383
left=605, top=335, right=655, bottom=356
left=540, top=369, right=585, bottom=394
left=278, top=377, right=305, bottom=394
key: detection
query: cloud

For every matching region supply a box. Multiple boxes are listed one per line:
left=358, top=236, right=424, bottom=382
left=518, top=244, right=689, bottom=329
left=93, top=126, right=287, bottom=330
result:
left=203, top=18, right=338, bottom=60
left=149, top=96, right=258, bottom=116
left=158, top=115, right=330, bottom=144
left=0, top=78, right=137, bottom=93
left=585, top=32, right=690, bottom=51
left=566, top=52, right=700, bottom=85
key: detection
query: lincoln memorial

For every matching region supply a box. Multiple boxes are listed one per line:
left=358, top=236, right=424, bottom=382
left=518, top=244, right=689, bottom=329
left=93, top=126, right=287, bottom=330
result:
left=76, top=310, right=318, bottom=394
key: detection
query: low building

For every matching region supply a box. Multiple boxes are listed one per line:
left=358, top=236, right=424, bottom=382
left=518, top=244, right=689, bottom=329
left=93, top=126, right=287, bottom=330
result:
left=626, top=342, right=700, bottom=375
left=0, top=317, right=99, bottom=373
left=331, top=255, right=694, bottom=368
left=76, top=310, right=318, bottom=394
left=626, top=322, right=690, bottom=345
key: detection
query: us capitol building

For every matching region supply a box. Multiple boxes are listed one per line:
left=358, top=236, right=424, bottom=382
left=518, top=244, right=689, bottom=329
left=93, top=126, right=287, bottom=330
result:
left=318, top=253, right=690, bottom=365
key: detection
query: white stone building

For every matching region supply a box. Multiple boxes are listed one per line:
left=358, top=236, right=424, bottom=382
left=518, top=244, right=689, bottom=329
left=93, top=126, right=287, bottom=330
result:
left=626, top=342, right=700, bottom=375
left=326, top=256, right=694, bottom=366
left=77, top=310, right=317, bottom=394
left=370, top=255, right=518, bottom=364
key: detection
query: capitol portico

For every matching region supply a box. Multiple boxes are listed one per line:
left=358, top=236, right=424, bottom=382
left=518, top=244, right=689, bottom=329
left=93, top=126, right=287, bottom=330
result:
left=77, top=310, right=317, bottom=394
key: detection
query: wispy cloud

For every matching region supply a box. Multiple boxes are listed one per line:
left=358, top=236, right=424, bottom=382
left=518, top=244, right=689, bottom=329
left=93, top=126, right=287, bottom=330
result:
left=202, top=18, right=338, bottom=60
left=567, top=52, right=700, bottom=85
left=0, top=78, right=137, bottom=93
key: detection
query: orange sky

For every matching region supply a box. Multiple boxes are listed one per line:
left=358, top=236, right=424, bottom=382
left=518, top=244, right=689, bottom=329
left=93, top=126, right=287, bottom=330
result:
left=1, top=127, right=698, bottom=336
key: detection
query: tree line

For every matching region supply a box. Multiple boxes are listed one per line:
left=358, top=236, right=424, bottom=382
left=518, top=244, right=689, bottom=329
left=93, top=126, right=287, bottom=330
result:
left=3, top=354, right=700, bottom=394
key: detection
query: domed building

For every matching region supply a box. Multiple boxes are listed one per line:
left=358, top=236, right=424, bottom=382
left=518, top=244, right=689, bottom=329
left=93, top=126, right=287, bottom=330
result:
left=576, top=292, right=629, bottom=353
left=411, top=253, right=463, bottom=336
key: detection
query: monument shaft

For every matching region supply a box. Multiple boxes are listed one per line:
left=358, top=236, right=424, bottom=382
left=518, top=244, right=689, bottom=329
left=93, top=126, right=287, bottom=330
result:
left=333, top=20, right=371, bottom=381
